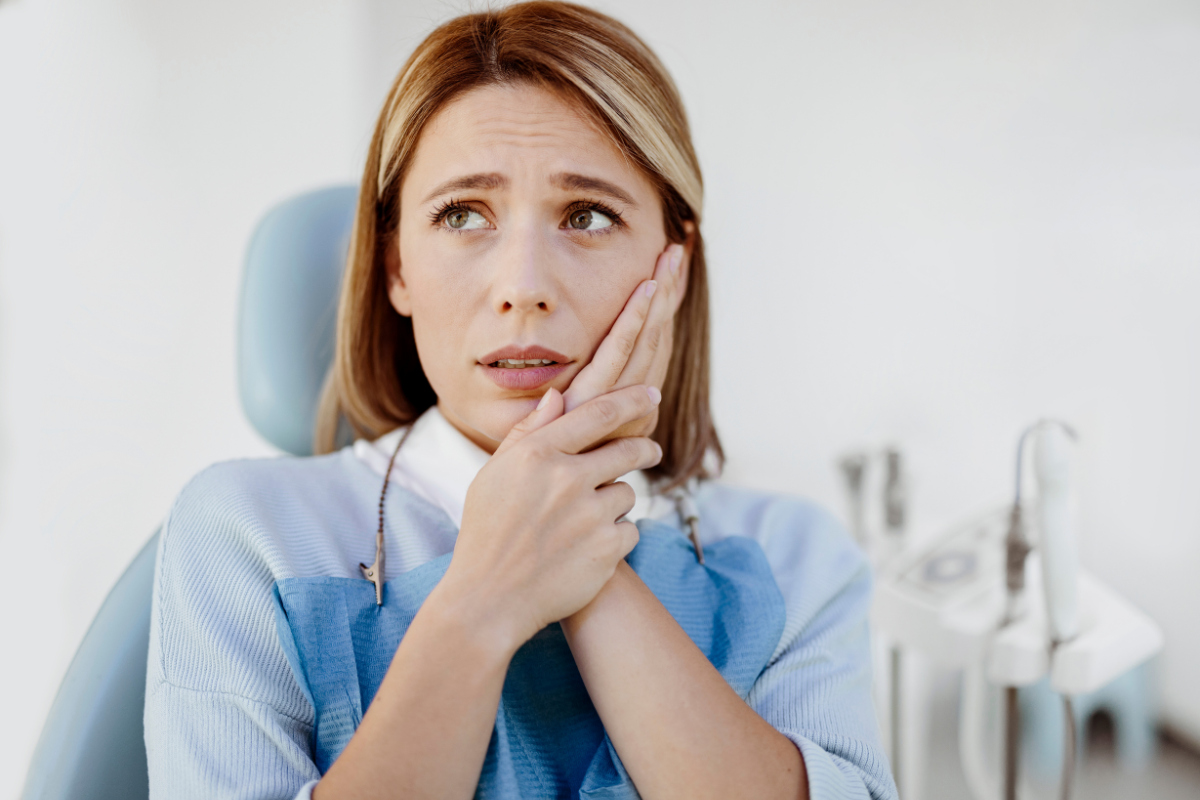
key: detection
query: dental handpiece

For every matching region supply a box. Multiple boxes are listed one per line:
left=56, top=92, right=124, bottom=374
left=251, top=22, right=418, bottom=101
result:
left=1034, top=425, right=1079, bottom=644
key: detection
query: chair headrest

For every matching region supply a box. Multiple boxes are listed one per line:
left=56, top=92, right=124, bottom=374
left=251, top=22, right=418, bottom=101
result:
left=238, top=186, right=357, bottom=456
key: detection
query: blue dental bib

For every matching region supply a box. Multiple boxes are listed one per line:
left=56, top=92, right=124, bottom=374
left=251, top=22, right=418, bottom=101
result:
left=273, top=518, right=785, bottom=799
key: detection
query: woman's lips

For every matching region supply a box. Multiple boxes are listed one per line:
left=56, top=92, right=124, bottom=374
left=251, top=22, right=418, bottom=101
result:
left=478, top=345, right=572, bottom=391
left=480, top=361, right=570, bottom=391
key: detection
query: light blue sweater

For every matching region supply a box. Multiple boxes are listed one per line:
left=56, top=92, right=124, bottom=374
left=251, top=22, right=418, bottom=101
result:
left=144, top=447, right=897, bottom=799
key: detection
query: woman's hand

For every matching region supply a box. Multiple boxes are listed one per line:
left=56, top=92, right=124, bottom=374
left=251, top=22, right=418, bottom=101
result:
left=434, top=384, right=664, bottom=652
left=560, top=242, right=687, bottom=444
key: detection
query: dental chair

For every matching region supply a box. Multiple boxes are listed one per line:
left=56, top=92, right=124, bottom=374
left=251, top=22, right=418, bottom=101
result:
left=20, top=185, right=358, bottom=800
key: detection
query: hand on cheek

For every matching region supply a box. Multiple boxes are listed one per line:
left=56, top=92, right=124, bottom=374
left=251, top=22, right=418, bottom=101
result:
left=557, top=243, right=686, bottom=447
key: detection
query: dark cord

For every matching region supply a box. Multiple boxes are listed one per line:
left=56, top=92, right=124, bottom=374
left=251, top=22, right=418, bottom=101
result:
left=360, top=426, right=411, bottom=606
left=378, top=427, right=409, bottom=540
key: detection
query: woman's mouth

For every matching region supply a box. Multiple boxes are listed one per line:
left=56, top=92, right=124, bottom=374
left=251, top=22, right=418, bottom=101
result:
left=478, top=348, right=571, bottom=390
left=489, top=358, right=560, bottom=369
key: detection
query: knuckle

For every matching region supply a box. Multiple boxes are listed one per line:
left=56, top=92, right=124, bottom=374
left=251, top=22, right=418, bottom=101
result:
left=643, top=323, right=664, bottom=351
left=515, top=442, right=553, bottom=475
left=616, top=482, right=636, bottom=513
left=613, top=385, right=649, bottom=415
left=616, top=331, right=637, bottom=358
left=588, top=397, right=622, bottom=429
left=615, top=436, right=641, bottom=463
left=515, top=442, right=542, bottom=466
left=549, top=459, right=574, bottom=486
left=613, top=418, right=651, bottom=441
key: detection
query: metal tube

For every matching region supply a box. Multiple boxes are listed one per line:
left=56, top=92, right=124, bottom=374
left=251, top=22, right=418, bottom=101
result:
left=1060, top=696, right=1076, bottom=800
left=890, top=646, right=902, bottom=795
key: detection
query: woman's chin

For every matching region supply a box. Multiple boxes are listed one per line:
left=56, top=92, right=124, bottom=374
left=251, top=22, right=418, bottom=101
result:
left=484, top=397, right=544, bottom=440
left=440, top=397, right=542, bottom=453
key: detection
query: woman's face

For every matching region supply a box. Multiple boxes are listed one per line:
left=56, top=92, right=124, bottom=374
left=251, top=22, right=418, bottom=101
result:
left=390, top=83, right=673, bottom=452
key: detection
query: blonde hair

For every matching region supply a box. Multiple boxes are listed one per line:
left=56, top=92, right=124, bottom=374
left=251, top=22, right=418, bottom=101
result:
left=315, top=0, right=722, bottom=488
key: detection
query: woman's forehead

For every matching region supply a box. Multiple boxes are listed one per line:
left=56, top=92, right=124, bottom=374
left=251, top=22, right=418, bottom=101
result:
left=403, top=83, right=657, bottom=203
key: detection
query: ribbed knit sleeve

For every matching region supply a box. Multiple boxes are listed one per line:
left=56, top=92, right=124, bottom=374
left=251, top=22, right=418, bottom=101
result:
left=732, top=491, right=897, bottom=800
left=143, top=682, right=318, bottom=799
left=144, top=459, right=336, bottom=800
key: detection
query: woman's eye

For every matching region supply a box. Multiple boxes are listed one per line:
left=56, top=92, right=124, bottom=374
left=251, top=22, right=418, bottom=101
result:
left=567, top=208, right=614, bottom=231
left=443, top=208, right=488, bottom=230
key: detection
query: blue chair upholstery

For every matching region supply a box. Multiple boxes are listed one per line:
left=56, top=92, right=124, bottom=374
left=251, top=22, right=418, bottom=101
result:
left=21, top=185, right=359, bottom=800
left=21, top=533, right=158, bottom=800
left=239, top=185, right=357, bottom=456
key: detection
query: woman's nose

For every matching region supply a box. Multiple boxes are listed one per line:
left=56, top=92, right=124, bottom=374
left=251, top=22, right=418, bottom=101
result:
left=491, top=228, right=558, bottom=316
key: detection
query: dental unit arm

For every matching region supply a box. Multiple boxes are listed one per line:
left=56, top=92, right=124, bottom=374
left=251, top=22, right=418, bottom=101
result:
left=1035, top=425, right=1079, bottom=647
left=868, top=420, right=1163, bottom=800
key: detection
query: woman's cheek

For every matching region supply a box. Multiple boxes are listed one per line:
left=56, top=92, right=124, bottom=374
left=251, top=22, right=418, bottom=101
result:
left=408, top=285, right=476, bottom=392
left=570, top=255, right=652, bottom=353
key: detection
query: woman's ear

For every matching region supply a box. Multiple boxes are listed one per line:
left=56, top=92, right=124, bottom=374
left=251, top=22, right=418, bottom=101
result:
left=385, top=238, right=413, bottom=317
left=673, top=220, right=697, bottom=313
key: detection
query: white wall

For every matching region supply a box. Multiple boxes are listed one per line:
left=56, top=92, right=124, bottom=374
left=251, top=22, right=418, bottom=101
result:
left=1, top=0, right=1198, bottom=795
left=0, top=0, right=370, bottom=791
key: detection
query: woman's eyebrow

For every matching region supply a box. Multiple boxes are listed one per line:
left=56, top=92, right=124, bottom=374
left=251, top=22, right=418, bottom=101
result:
left=419, top=171, right=638, bottom=207
left=552, top=173, right=638, bottom=207
left=421, top=172, right=507, bottom=204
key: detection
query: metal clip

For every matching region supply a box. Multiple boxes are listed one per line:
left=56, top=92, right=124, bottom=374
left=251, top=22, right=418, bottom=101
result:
left=359, top=530, right=385, bottom=606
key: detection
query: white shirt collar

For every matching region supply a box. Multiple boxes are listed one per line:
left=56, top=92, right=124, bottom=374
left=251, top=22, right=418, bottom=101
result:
left=352, top=406, right=670, bottom=530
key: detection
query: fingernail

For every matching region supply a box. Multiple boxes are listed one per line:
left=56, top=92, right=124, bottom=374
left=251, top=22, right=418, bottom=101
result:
left=646, top=386, right=662, bottom=405
left=670, top=245, right=684, bottom=274
left=644, top=280, right=658, bottom=298
left=537, top=390, right=551, bottom=411
left=654, top=442, right=664, bottom=460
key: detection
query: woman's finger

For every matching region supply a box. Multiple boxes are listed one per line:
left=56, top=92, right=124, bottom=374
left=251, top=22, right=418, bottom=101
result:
left=493, top=388, right=564, bottom=457
left=562, top=277, right=658, bottom=412
left=595, top=480, right=637, bottom=522
left=537, top=384, right=662, bottom=455
left=577, top=434, right=663, bottom=488
left=615, top=244, right=684, bottom=385
left=613, top=519, right=640, bottom=559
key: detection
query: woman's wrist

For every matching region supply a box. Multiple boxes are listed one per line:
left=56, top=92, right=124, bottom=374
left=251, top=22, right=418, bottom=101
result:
left=560, top=560, right=636, bottom=638
left=423, top=569, right=532, bottom=663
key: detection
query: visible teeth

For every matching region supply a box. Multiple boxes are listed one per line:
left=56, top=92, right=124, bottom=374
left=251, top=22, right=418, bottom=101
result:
left=493, top=358, right=555, bottom=368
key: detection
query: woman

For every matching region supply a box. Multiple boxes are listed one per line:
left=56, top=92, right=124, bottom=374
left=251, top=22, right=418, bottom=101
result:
left=145, top=3, right=896, bottom=799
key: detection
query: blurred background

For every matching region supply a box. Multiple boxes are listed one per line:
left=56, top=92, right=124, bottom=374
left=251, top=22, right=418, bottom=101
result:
left=1, top=0, right=1197, bottom=797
